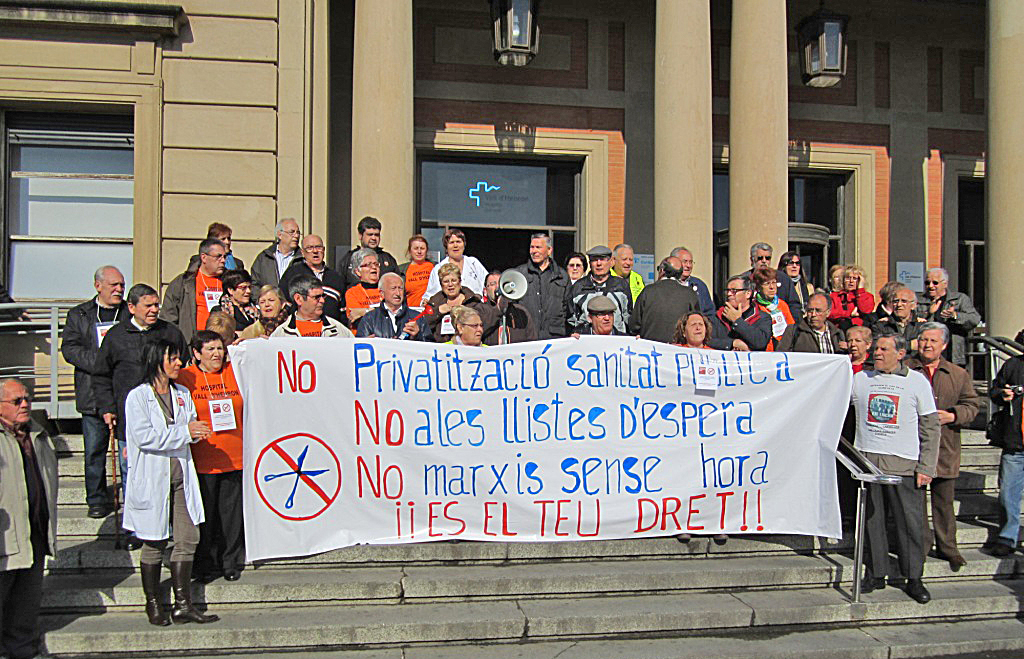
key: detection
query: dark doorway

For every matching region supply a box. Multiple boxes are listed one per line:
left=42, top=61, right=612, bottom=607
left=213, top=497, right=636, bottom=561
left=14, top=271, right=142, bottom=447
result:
left=957, top=179, right=985, bottom=319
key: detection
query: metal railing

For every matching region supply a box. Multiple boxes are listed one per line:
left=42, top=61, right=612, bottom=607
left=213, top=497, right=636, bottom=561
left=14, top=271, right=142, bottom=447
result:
left=834, top=437, right=902, bottom=604
left=0, top=301, right=79, bottom=419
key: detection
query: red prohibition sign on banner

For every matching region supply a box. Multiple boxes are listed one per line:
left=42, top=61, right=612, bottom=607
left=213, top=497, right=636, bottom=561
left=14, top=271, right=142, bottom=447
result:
left=254, top=432, right=341, bottom=521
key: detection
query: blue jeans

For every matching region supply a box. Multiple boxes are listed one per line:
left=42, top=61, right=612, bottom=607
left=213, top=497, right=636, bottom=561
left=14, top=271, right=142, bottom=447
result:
left=81, top=414, right=111, bottom=507
left=997, top=451, right=1024, bottom=547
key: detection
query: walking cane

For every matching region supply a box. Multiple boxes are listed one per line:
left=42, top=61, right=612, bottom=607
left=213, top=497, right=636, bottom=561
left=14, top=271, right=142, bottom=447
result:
left=108, top=424, right=124, bottom=550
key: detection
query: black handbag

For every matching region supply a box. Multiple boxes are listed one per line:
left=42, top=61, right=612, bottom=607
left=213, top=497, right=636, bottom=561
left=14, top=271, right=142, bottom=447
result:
left=987, top=405, right=1010, bottom=448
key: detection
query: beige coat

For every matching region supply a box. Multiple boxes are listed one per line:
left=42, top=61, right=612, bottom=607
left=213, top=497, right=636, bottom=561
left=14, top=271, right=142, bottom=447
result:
left=0, top=425, right=58, bottom=571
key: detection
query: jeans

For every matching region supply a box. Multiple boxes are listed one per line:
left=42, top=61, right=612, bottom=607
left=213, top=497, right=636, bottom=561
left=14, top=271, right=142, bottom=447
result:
left=997, top=451, right=1024, bottom=547
left=81, top=414, right=110, bottom=507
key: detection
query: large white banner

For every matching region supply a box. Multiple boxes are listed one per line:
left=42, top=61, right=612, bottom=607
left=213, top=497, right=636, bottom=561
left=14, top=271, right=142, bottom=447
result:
left=231, top=337, right=852, bottom=561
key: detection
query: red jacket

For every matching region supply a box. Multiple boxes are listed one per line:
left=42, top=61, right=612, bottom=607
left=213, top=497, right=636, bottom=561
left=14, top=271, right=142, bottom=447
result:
left=829, top=289, right=874, bottom=326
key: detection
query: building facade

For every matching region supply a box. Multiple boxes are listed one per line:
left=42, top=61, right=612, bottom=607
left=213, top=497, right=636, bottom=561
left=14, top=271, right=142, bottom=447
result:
left=1, top=0, right=1017, bottom=334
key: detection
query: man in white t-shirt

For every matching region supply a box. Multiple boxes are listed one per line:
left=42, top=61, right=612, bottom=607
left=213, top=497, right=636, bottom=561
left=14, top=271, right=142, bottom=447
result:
left=851, top=332, right=940, bottom=604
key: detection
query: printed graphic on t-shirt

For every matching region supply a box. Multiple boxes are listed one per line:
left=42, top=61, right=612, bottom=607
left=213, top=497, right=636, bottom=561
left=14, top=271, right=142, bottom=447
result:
left=867, top=393, right=900, bottom=425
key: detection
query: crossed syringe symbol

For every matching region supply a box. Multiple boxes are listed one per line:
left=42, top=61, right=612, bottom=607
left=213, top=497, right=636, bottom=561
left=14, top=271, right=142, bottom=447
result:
left=263, top=444, right=331, bottom=510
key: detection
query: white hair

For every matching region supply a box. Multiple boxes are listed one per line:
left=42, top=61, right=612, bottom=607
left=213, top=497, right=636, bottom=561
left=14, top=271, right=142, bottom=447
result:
left=275, top=217, right=298, bottom=234
left=928, top=267, right=949, bottom=283
left=93, top=265, right=121, bottom=284
left=378, top=272, right=403, bottom=288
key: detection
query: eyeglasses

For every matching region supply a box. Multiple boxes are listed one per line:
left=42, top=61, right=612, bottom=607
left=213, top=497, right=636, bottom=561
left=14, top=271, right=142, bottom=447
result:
left=461, top=322, right=483, bottom=329
left=207, top=253, right=227, bottom=261
left=1, top=395, right=30, bottom=406
left=567, top=263, right=584, bottom=269
left=305, top=293, right=326, bottom=301
left=925, top=280, right=942, bottom=285
left=806, top=307, right=828, bottom=314
left=361, top=262, right=380, bottom=269
left=304, top=246, right=326, bottom=252
left=754, top=255, right=772, bottom=262
left=788, top=259, right=801, bottom=265
left=725, top=288, right=747, bottom=296
left=281, top=229, right=301, bottom=235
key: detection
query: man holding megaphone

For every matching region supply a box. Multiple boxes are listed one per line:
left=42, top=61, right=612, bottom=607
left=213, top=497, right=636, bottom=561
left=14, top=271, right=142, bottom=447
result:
left=482, top=270, right=538, bottom=345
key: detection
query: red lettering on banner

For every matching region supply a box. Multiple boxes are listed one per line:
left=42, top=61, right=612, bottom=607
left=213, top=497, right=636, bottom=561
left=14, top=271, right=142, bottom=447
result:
left=577, top=499, right=601, bottom=537
left=687, top=494, right=706, bottom=531
left=444, top=501, right=466, bottom=536
left=356, top=455, right=404, bottom=499
left=716, top=491, right=734, bottom=530
left=534, top=499, right=553, bottom=537
left=277, top=351, right=316, bottom=393
left=354, top=400, right=405, bottom=446
left=428, top=501, right=444, bottom=537
left=554, top=500, right=572, bottom=536
left=635, top=498, right=660, bottom=532
left=483, top=502, right=517, bottom=537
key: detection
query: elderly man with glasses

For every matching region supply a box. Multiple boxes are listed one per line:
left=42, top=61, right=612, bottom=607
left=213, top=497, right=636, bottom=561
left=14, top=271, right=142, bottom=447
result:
left=251, top=218, right=302, bottom=289
left=564, top=245, right=633, bottom=335
left=872, top=284, right=923, bottom=353
left=272, top=276, right=353, bottom=338
left=777, top=292, right=847, bottom=354
left=915, top=267, right=981, bottom=367
left=279, top=235, right=347, bottom=323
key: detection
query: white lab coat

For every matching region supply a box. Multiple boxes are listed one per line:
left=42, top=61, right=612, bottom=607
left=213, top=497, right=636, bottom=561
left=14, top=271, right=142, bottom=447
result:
left=123, top=382, right=205, bottom=540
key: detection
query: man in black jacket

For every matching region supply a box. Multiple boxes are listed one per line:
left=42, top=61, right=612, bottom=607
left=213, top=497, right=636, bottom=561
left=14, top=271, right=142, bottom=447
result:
left=989, top=354, right=1024, bottom=556
left=708, top=275, right=772, bottom=351
left=515, top=233, right=569, bottom=339
left=356, top=273, right=430, bottom=340
left=628, top=256, right=698, bottom=343
left=336, top=216, right=399, bottom=291
left=60, top=266, right=127, bottom=518
left=93, top=284, right=187, bottom=518
left=280, top=234, right=347, bottom=323
left=564, top=245, right=632, bottom=335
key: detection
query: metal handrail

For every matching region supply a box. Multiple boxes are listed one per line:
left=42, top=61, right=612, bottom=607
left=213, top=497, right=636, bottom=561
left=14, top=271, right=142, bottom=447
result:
left=0, top=301, right=80, bottom=419
left=834, top=437, right=902, bottom=604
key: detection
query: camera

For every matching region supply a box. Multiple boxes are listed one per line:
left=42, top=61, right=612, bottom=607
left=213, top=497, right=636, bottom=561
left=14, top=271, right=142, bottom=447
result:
left=1012, top=385, right=1024, bottom=396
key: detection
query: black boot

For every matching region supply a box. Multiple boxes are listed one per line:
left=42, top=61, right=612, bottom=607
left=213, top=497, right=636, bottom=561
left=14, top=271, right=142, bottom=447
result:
left=140, top=562, right=170, bottom=626
left=170, top=561, right=220, bottom=624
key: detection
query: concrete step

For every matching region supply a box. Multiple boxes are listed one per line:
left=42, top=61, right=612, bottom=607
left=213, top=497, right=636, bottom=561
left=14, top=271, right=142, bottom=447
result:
left=955, top=468, right=999, bottom=491
left=959, top=448, right=1001, bottom=467
left=174, top=617, right=1024, bottom=659
left=40, top=550, right=1022, bottom=614
left=39, top=579, right=1024, bottom=656
left=960, top=429, right=990, bottom=447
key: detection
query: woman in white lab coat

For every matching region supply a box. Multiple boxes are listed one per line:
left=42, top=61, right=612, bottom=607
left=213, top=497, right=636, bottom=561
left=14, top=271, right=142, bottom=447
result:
left=124, top=338, right=219, bottom=626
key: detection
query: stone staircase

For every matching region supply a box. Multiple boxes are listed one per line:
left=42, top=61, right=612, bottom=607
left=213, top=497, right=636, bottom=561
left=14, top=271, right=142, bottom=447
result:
left=38, top=429, right=1024, bottom=658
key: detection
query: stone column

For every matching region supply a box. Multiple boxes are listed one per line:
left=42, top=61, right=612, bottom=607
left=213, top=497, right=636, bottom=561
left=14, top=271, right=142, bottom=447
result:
left=654, top=1, right=712, bottom=282
left=986, top=0, right=1024, bottom=337
left=350, top=0, right=414, bottom=246
left=728, top=0, right=789, bottom=274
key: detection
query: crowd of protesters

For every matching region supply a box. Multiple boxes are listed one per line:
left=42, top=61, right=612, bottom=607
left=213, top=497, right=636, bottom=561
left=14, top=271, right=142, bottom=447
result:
left=1, top=212, right=1018, bottom=654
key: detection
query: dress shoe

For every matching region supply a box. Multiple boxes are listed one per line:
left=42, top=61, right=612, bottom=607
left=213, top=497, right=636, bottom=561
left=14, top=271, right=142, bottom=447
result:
left=675, top=533, right=692, bottom=543
left=125, top=534, right=144, bottom=551
left=87, top=504, right=109, bottom=519
left=713, top=534, right=729, bottom=545
left=905, top=578, right=931, bottom=604
left=224, top=568, right=241, bottom=582
left=988, top=543, right=1014, bottom=557
left=947, top=553, right=967, bottom=571
left=860, top=576, right=886, bottom=594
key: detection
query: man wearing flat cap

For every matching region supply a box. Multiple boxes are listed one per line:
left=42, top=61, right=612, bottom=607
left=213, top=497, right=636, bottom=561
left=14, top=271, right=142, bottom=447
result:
left=572, top=296, right=626, bottom=336
left=564, top=245, right=633, bottom=335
